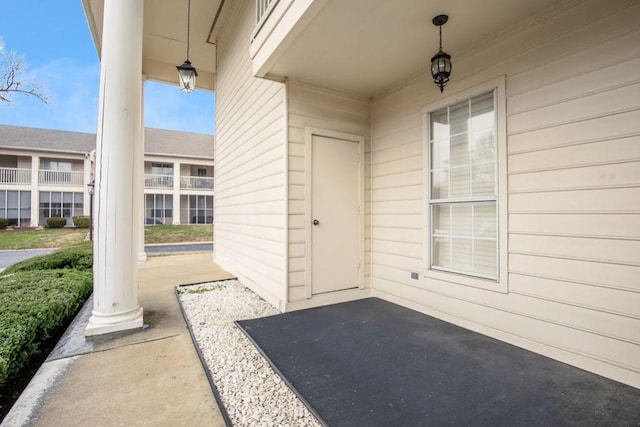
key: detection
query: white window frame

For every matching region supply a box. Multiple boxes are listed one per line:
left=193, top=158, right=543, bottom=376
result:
left=43, top=158, right=73, bottom=172
left=151, top=162, right=173, bottom=176
left=422, top=76, right=508, bottom=293
left=38, top=191, right=83, bottom=226
left=0, top=190, right=31, bottom=227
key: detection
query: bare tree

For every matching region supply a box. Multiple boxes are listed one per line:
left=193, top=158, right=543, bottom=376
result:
left=0, top=41, right=49, bottom=106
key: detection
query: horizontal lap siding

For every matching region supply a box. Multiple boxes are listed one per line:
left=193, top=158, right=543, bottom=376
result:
left=287, top=83, right=370, bottom=303
left=215, top=0, right=286, bottom=308
left=370, top=0, right=640, bottom=387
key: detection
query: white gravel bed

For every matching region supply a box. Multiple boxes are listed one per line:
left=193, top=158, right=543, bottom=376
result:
left=178, top=280, right=321, bottom=427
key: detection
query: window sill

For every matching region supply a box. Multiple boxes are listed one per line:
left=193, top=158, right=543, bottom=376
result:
left=422, top=268, right=508, bottom=294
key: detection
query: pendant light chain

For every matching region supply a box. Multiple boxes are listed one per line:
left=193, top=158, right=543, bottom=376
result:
left=176, top=0, right=198, bottom=92
left=186, top=0, right=191, bottom=61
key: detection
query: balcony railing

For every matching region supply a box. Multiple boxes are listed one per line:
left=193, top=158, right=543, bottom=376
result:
left=256, top=0, right=279, bottom=30
left=180, top=176, right=214, bottom=191
left=39, top=170, right=84, bottom=186
left=0, top=167, right=31, bottom=185
left=145, top=174, right=173, bottom=189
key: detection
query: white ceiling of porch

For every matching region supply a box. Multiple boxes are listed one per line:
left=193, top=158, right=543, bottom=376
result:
left=266, top=0, right=563, bottom=97
left=82, top=0, right=219, bottom=91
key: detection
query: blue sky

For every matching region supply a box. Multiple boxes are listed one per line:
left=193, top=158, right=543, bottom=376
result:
left=0, top=1, right=215, bottom=135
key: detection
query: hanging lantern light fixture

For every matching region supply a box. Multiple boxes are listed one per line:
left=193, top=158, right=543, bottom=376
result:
left=177, top=0, right=198, bottom=92
left=430, top=14, right=452, bottom=93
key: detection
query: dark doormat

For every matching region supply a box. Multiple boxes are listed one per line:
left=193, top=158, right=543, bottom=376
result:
left=236, top=297, right=640, bottom=427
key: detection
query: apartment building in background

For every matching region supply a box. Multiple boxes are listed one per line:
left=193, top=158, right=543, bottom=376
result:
left=0, top=125, right=214, bottom=227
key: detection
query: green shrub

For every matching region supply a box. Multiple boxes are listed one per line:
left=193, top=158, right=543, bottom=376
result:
left=45, top=217, right=67, bottom=228
left=0, top=218, right=8, bottom=230
left=72, top=216, right=90, bottom=228
left=2, top=241, right=93, bottom=275
left=0, top=269, right=93, bottom=383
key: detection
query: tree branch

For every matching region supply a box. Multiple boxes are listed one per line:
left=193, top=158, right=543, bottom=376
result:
left=0, top=49, right=50, bottom=106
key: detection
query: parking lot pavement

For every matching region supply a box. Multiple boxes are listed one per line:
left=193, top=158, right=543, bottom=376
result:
left=0, top=248, right=56, bottom=269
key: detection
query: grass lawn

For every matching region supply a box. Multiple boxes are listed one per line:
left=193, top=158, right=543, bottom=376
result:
left=144, top=224, right=214, bottom=244
left=0, top=228, right=87, bottom=250
left=0, top=224, right=213, bottom=251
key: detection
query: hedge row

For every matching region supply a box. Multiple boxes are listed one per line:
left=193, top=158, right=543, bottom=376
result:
left=0, top=242, right=93, bottom=384
left=72, top=216, right=90, bottom=228
left=45, top=217, right=66, bottom=228
left=0, top=217, right=90, bottom=229
left=3, top=242, right=93, bottom=274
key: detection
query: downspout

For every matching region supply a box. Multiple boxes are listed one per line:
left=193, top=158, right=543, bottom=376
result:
left=283, top=77, right=290, bottom=312
left=368, top=96, right=374, bottom=291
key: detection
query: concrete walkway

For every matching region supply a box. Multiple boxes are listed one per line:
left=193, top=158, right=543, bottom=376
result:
left=2, top=253, right=234, bottom=427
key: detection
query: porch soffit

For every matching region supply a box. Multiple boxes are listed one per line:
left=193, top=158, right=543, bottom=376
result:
left=81, top=0, right=218, bottom=92
left=264, top=0, right=570, bottom=98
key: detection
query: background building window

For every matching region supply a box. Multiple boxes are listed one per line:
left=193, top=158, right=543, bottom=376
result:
left=42, top=158, right=72, bottom=171
left=42, top=158, right=73, bottom=184
left=180, top=194, right=213, bottom=224
left=151, top=162, right=173, bottom=175
left=0, top=190, right=31, bottom=227
left=428, top=90, right=497, bottom=280
left=39, top=191, right=84, bottom=226
left=145, top=194, right=173, bottom=225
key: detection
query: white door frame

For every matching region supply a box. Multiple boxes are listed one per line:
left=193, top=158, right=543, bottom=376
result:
left=304, top=127, right=366, bottom=299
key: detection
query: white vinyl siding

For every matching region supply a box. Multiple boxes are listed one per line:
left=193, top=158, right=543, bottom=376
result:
left=214, top=0, right=287, bottom=309
left=286, top=83, right=370, bottom=306
left=370, top=0, right=640, bottom=388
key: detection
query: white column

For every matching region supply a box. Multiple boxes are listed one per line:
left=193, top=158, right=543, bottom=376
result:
left=172, top=162, right=181, bottom=225
left=30, top=156, right=39, bottom=226
left=136, top=76, right=147, bottom=262
left=86, top=0, right=144, bottom=336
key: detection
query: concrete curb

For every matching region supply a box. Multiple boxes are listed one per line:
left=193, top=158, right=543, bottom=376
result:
left=144, top=241, right=214, bottom=247
left=1, top=357, right=78, bottom=427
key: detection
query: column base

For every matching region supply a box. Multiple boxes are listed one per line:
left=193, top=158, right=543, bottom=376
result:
left=138, top=252, right=148, bottom=262
left=85, top=306, right=144, bottom=337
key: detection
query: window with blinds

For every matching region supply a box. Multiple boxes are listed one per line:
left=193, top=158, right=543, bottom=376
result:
left=151, top=162, right=173, bottom=176
left=43, top=158, right=72, bottom=171
left=428, top=90, right=498, bottom=280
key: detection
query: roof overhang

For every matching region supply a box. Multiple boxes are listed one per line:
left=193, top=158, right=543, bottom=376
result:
left=82, top=0, right=218, bottom=92
left=252, top=0, right=572, bottom=98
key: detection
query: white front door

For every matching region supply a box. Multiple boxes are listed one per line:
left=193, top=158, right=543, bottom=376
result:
left=308, top=133, right=363, bottom=295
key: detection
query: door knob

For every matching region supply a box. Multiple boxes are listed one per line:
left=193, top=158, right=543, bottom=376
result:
left=313, top=219, right=319, bottom=225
